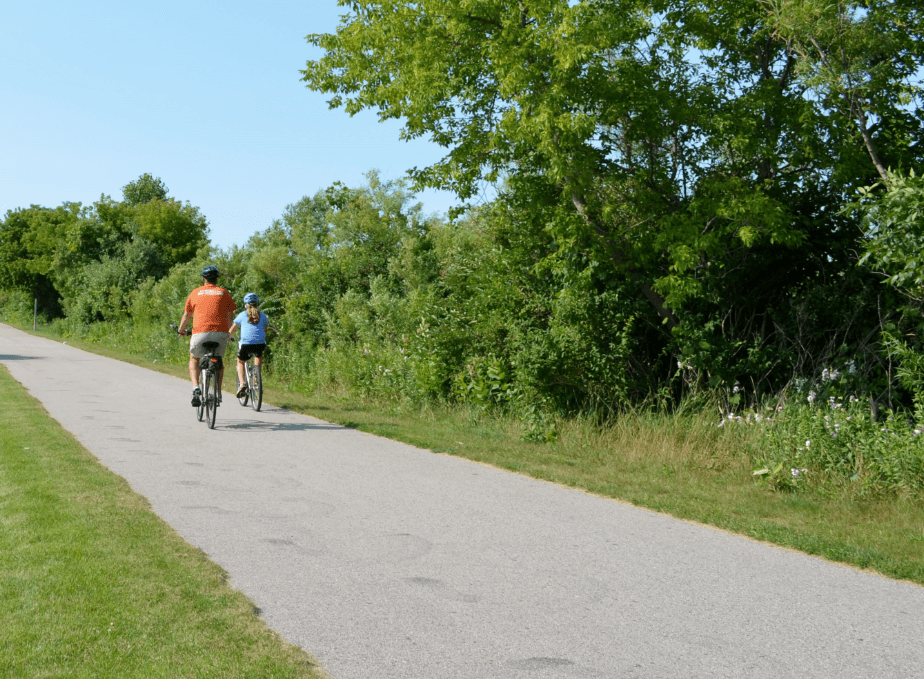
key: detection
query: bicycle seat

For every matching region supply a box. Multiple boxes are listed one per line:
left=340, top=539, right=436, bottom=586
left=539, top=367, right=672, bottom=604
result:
left=202, top=341, right=220, bottom=352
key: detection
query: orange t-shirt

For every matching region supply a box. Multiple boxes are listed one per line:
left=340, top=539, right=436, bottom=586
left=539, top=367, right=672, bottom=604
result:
left=184, top=284, right=237, bottom=333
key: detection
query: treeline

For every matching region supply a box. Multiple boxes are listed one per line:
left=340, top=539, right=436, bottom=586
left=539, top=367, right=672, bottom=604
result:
left=4, top=166, right=924, bottom=493
left=0, top=174, right=208, bottom=325
left=2, top=167, right=924, bottom=414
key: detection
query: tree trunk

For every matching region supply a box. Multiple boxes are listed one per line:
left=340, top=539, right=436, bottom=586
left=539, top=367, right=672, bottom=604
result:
left=853, top=98, right=890, bottom=184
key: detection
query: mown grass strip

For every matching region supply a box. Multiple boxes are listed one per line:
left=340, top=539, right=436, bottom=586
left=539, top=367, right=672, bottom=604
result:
left=0, top=363, right=326, bottom=679
left=16, top=323, right=924, bottom=586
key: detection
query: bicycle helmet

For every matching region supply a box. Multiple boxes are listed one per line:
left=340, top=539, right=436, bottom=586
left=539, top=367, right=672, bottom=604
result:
left=243, top=292, right=260, bottom=305
left=200, top=265, right=219, bottom=282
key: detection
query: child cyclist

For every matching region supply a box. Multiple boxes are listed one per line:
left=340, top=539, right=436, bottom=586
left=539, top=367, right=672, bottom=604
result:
left=228, top=293, right=269, bottom=398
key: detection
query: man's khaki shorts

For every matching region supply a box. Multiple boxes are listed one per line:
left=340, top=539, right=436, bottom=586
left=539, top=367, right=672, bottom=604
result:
left=189, top=332, right=229, bottom=358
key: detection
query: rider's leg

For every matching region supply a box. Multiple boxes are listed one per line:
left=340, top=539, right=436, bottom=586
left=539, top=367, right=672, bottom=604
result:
left=189, top=356, right=199, bottom=387
left=237, top=358, right=246, bottom=385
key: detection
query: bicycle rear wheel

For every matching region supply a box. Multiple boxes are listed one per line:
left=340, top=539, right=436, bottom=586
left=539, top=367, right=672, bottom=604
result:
left=205, top=370, right=218, bottom=429
left=250, top=363, right=262, bottom=412
left=196, top=369, right=206, bottom=421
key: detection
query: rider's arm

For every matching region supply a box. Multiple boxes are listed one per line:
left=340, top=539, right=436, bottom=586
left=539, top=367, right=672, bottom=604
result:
left=178, top=311, right=192, bottom=335
left=226, top=311, right=235, bottom=335
left=228, top=322, right=240, bottom=337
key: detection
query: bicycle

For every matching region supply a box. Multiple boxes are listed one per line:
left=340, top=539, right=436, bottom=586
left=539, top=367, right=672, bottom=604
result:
left=236, top=354, right=262, bottom=412
left=172, top=324, right=223, bottom=429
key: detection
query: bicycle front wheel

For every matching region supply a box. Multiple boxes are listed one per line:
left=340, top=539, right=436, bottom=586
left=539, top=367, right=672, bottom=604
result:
left=205, top=370, right=218, bottom=429
left=250, top=363, right=262, bottom=412
left=196, top=369, right=206, bottom=422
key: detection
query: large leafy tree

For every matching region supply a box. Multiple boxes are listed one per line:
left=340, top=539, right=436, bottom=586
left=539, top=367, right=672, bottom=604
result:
left=303, top=0, right=923, bottom=394
left=301, top=0, right=845, bottom=329
left=0, top=203, right=82, bottom=316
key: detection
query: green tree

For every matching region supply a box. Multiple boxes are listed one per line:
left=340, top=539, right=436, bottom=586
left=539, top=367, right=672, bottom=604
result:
left=301, top=1, right=831, bottom=328
left=122, top=173, right=169, bottom=206
left=764, top=0, right=924, bottom=185
left=0, top=203, right=82, bottom=317
left=131, top=198, right=209, bottom=268
left=303, top=0, right=923, bottom=398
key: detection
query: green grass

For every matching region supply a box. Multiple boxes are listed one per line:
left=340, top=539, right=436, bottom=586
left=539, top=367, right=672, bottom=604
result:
left=0, top=363, right=327, bottom=679
left=12, top=322, right=924, bottom=586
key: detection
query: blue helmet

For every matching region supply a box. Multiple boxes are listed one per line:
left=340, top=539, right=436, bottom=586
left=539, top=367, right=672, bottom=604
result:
left=243, top=292, right=260, bottom=305
left=200, top=265, right=219, bottom=282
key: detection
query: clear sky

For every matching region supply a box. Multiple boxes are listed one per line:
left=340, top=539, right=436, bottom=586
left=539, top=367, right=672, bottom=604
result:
left=0, top=0, right=457, bottom=248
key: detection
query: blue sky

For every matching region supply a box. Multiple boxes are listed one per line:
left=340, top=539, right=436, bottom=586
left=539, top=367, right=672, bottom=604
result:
left=0, top=0, right=457, bottom=248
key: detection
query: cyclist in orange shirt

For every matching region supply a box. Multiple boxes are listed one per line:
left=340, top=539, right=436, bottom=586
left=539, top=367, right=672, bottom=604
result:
left=176, top=265, right=237, bottom=407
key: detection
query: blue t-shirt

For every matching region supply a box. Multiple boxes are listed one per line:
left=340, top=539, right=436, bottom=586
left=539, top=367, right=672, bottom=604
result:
left=235, top=311, right=268, bottom=345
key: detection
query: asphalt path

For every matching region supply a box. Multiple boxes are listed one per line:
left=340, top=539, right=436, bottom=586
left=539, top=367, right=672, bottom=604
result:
left=2, top=323, right=923, bottom=678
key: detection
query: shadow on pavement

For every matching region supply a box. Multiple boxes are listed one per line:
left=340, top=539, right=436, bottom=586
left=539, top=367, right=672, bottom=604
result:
left=222, top=420, right=349, bottom=432
left=0, top=355, right=44, bottom=360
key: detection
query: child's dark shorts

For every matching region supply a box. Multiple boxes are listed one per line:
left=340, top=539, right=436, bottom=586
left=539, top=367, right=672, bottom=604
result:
left=238, top=343, right=266, bottom=361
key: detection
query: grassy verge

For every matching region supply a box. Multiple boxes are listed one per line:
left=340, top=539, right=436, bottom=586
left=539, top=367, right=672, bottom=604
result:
left=0, top=363, right=327, bottom=679
left=12, top=322, right=924, bottom=586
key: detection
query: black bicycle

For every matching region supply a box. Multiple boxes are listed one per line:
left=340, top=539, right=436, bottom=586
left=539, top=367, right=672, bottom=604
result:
left=236, top=354, right=262, bottom=412
left=172, top=325, right=223, bottom=429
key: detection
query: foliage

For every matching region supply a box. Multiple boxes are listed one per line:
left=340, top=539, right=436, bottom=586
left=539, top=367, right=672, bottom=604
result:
left=858, top=170, right=924, bottom=296
left=754, top=387, right=924, bottom=497
left=0, top=174, right=209, bottom=321
left=0, top=203, right=82, bottom=317
left=303, top=0, right=922, bottom=337
left=122, top=172, right=169, bottom=205
left=302, top=0, right=924, bottom=413
left=765, top=0, right=924, bottom=183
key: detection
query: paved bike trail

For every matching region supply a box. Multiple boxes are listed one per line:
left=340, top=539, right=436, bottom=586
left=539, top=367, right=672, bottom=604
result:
left=2, top=323, right=923, bottom=678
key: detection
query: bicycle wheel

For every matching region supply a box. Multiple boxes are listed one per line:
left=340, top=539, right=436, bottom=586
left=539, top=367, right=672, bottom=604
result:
left=205, top=370, right=218, bottom=429
left=250, top=363, right=262, bottom=412
left=236, top=368, right=249, bottom=406
left=196, top=369, right=206, bottom=421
